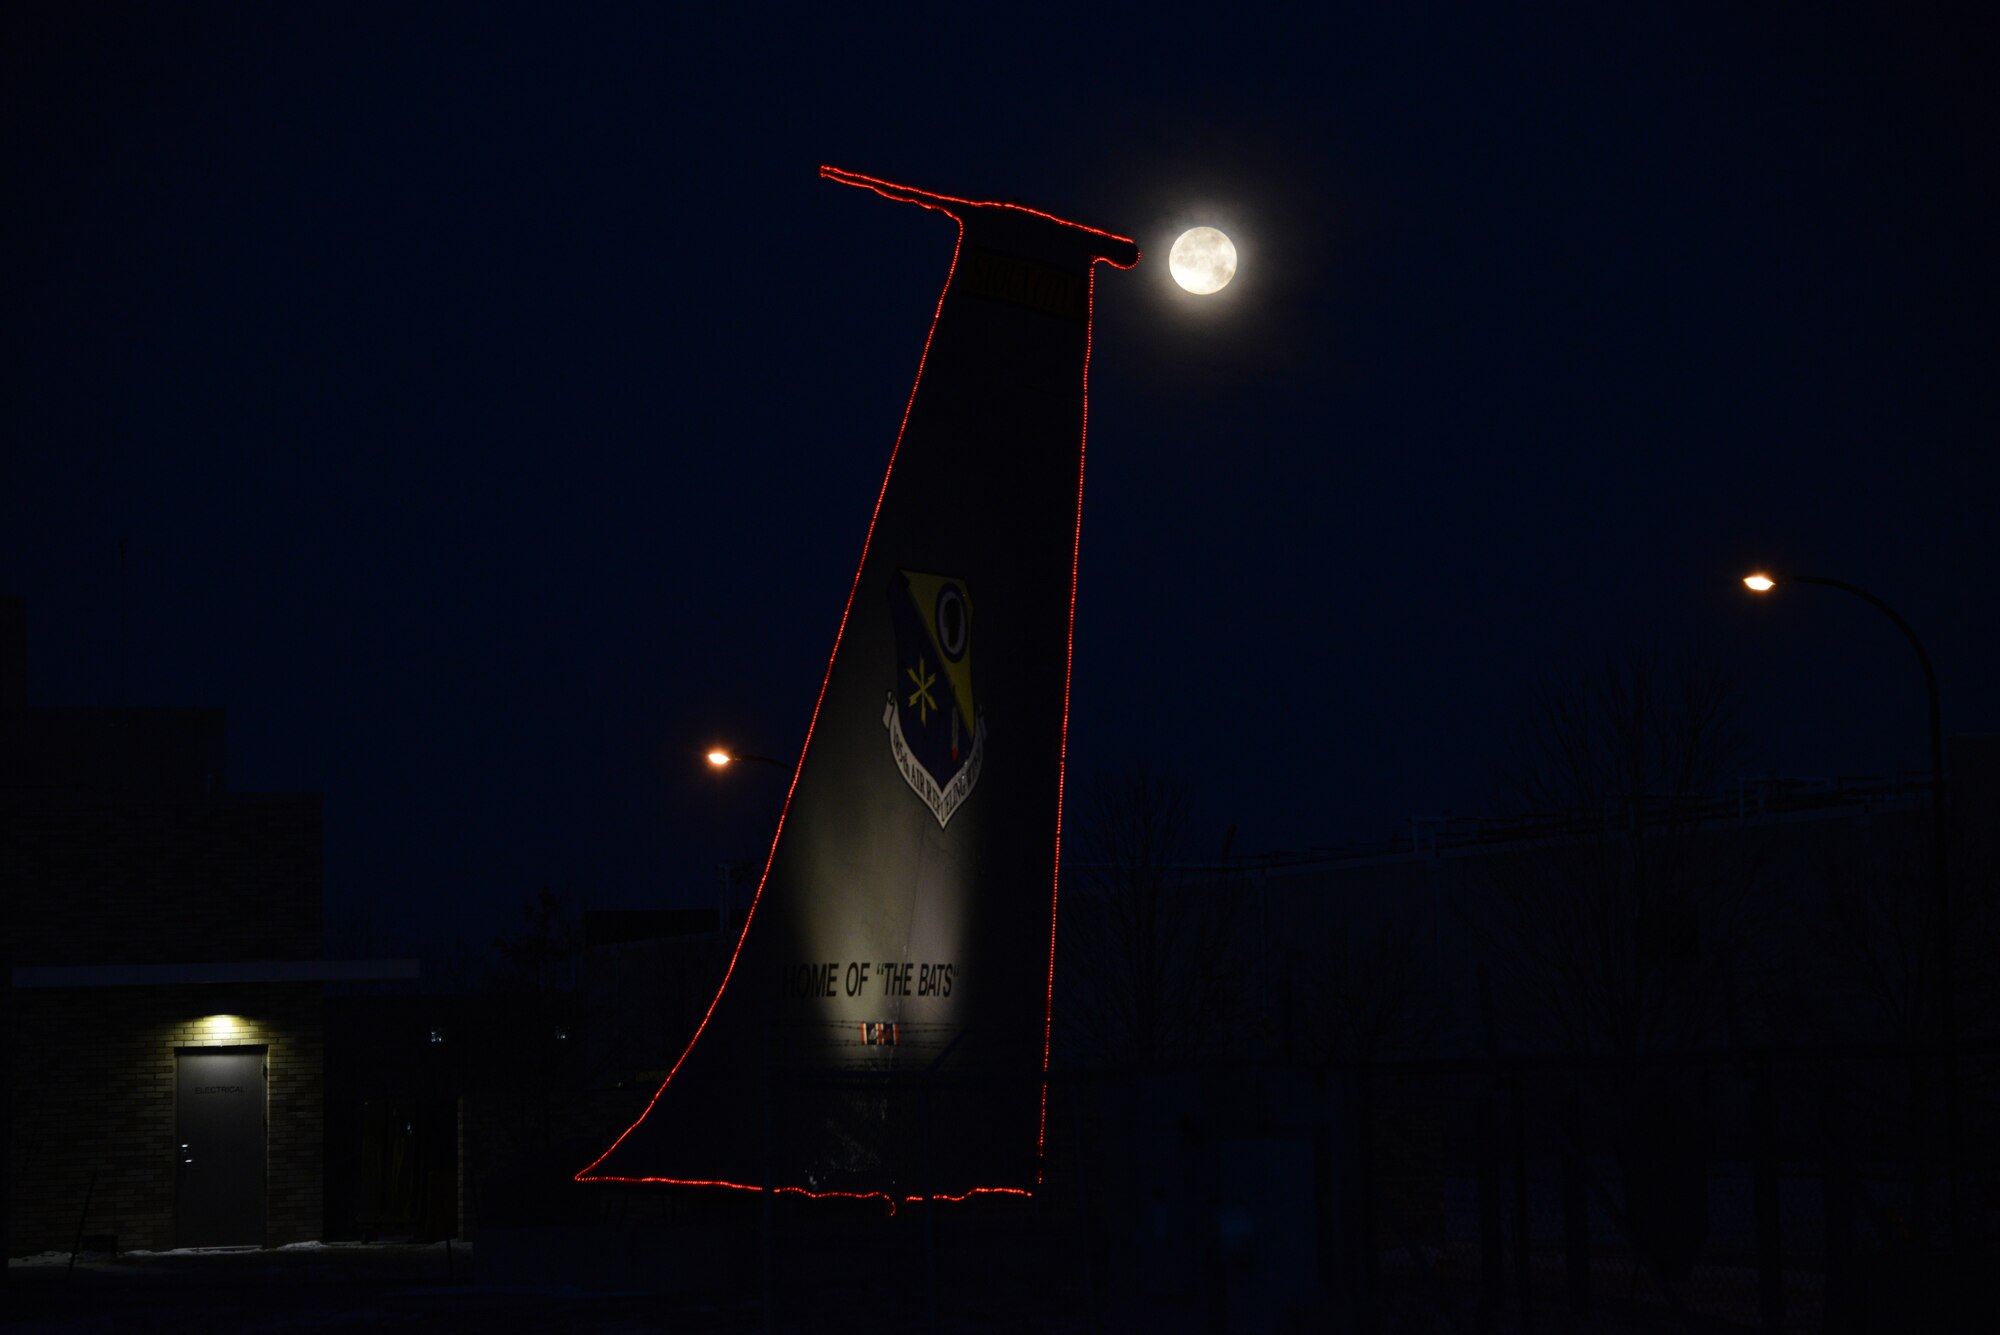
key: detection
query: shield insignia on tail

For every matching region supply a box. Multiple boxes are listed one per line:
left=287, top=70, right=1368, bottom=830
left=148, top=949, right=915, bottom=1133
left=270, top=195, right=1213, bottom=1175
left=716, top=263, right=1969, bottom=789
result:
left=884, top=569, right=985, bottom=827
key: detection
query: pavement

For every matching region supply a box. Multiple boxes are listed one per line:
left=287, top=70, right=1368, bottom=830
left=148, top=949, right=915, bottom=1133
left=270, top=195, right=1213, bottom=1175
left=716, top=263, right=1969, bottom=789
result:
left=3, top=1242, right=762, bottom=1334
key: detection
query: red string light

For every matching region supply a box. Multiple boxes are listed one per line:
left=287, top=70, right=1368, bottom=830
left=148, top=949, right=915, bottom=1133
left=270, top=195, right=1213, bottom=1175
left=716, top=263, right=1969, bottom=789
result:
left=573, top=185, right=964, bottom=1190
left=817, top=166, right=1140, bottom=262
left=577, top=166, right=1136, bottom=1205
left=574, top=1177, right=1037, bottom=1218
left=1037, top=261, right=1101, bottom=1183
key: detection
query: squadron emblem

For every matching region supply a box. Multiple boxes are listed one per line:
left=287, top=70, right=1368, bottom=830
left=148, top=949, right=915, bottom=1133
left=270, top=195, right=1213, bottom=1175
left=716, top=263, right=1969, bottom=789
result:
left=883, top=570, right=985, bottom=827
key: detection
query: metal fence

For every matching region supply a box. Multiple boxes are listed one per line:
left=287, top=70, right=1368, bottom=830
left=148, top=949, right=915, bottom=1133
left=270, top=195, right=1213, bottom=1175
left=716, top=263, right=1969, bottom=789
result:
left=544, top=1040, right=1994, bottom=1332
left=1032, top=1043, right=1997, bottom=1333
left=1347, top=1044, right=1995, bottom=1334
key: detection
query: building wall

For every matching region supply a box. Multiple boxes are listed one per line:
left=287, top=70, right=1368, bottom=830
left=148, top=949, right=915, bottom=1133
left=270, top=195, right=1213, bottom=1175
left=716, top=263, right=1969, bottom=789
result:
left=1253, top=798, right=1941, bottom=1059
left=1, top=791, right=322, bottom=966
left=3, top=605, right=331, bottom=1255
left=1051, top=786, right=1961, bottom=1071
left=7, top=982, right=323, bottom=1254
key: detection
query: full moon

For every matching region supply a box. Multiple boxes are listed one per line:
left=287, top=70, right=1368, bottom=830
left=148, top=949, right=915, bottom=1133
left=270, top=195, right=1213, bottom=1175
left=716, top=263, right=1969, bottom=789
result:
left=1168, top=226, right=1237, bottom=294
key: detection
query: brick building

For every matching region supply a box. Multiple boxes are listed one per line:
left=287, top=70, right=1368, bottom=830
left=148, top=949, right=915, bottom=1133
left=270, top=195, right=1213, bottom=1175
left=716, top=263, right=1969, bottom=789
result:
left=2, top=597, right=405, bottom=1254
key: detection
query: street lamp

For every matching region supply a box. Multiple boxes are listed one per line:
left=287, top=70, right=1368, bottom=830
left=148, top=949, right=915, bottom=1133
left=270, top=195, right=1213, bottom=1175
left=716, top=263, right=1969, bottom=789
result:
left=1740, top=571, right=1942, bottom=852
left=706, top=747, right=793, bottom=936
left=1742, top=569, right=1956, bottom=1244
left=704, top=747, right=794, bottom=775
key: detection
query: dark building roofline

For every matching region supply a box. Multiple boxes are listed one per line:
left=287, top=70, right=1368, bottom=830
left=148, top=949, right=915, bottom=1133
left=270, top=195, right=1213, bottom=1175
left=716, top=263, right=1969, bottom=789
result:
left=10, top=959, right=420, bottom=988
left=1062, top=769, right=1940, bottom=880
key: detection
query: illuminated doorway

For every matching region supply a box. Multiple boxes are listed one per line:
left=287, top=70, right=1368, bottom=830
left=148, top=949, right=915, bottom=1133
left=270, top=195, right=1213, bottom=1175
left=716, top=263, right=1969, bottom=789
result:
left=175, top=1046, right=267, bottom=1246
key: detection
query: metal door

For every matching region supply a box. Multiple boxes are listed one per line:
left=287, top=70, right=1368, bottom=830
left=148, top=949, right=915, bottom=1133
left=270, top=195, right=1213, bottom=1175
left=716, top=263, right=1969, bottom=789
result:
left=175, top=1046, right=266, bottom=1246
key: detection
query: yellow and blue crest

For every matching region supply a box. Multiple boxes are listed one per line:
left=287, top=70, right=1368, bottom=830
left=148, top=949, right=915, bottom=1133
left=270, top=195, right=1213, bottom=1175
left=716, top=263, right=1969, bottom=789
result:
left=883, top=569, right=984, bottom=826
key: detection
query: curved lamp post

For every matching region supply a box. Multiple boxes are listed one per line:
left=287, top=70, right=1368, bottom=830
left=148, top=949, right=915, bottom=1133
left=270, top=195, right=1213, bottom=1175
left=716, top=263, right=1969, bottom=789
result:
left=705, top=747, right=794, bottom=775
left=705, top=747, right=793, bottom=940
left=1742, top=570, right=1956, bottom=1244
left=1741, top=572, right=1943, bottom=827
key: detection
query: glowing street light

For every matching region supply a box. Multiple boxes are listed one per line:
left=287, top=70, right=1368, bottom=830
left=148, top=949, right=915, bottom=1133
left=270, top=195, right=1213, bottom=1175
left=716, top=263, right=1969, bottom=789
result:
left=705, top=746, right=793, bottom=939
left=1738, top=569, right=1943, bottom=887
left=704, top=746, right=793, bottom=775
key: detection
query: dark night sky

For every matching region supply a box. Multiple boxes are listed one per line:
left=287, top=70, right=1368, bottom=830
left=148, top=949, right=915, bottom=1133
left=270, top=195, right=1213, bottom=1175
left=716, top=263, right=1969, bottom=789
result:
left=7, top=4, right=1996, bottom=959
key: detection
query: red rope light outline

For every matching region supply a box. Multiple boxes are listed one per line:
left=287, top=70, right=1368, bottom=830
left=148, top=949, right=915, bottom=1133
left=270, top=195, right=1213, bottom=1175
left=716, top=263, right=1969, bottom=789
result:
left=816, top=165, right=1141, bottom=253
left=1037, top=261, right=1098, bottom=1183
left=567, top=1178, right=1034, bottom=1218
left=576, top=167, right=1137, bottom=1203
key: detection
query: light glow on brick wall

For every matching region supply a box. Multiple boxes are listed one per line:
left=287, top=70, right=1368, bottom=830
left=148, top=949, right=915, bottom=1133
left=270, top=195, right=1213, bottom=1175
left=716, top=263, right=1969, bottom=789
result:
left=197, top=1013, right=248, bottom=1039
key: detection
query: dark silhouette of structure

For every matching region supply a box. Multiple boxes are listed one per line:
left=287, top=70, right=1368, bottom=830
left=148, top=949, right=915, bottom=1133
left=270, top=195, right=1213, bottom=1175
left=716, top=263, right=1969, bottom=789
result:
left=2, top=597, right=412, bottom=1254
left=575, top=170, right=1139, bottom=1202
